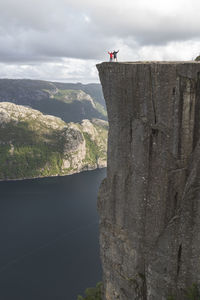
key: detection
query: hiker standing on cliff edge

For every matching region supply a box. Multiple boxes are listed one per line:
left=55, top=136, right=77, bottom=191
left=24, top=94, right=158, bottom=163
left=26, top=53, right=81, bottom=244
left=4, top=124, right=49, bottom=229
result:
left=108, top=51, right=113, bottom=62
left=113, top=50, right=119, bottom=62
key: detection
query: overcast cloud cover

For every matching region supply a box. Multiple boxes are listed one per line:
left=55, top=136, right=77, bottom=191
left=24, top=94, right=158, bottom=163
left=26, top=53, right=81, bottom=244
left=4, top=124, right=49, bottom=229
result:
left=1, top=0, right=200, bottom=82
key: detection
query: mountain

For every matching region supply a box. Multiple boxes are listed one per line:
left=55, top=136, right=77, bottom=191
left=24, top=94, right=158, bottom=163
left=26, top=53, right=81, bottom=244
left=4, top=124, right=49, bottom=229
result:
left=0, top=102, right=108, bottom=180
left=97, top=62, right=200, bottom=299
left=0, top=79, right=107, bottom=123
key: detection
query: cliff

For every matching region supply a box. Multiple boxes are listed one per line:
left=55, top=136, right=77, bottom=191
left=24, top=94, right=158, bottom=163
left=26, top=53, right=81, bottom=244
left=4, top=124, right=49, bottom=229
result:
left=97, top=62, right=200, bottom=300
left=0, top=102, right=107, bottom=180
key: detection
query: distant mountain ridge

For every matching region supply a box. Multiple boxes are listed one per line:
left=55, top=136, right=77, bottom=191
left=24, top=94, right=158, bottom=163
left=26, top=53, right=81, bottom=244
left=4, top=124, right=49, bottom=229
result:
left=0, top=102, right=108, bottom=180
left=0, top=79, right=107, bottom=123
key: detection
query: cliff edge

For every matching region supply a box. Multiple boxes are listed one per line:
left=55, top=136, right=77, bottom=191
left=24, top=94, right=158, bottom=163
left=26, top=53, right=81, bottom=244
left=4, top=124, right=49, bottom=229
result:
left=97, top=62, right=200, bottom=299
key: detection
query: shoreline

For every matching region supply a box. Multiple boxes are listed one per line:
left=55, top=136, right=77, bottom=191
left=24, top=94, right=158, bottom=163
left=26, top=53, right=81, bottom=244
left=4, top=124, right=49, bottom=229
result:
left=0, top=164, right=107, bottom=182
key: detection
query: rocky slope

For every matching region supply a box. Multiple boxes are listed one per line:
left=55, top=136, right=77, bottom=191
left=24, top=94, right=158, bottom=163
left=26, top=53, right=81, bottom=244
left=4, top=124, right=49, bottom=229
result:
left=0, top=79, right=107, bottom=123
left=97, top=62, right=200, bottom=300
left=0, top=102, right=108, bottom=180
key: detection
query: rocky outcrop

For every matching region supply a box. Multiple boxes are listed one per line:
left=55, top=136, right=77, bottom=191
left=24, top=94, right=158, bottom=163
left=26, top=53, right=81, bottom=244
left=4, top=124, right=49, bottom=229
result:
left=0, top=102, right=108, bottom=180
left=97, top=62, right=200, bottom=300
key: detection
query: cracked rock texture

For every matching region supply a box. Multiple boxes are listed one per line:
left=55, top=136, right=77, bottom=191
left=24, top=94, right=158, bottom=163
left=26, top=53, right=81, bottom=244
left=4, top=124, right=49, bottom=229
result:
left=97, top=62, right=200, bottom=300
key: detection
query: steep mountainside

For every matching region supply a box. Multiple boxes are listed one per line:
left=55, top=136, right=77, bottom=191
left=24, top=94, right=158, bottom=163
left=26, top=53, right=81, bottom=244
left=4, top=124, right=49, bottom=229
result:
left=0, top=102, right=108, bottom=180
left=97, top=62, right=200, bottom=300
left=0, top=79, right=107, bottom=123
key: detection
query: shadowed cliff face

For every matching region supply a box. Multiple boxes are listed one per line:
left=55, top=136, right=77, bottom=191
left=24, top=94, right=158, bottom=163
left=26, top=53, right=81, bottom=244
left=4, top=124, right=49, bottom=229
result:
left=97, top=62, right=200, bottom=300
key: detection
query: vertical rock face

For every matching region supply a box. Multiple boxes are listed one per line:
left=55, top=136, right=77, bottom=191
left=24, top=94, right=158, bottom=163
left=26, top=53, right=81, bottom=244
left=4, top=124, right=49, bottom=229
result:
left=97, top=62, right=200, bottom=300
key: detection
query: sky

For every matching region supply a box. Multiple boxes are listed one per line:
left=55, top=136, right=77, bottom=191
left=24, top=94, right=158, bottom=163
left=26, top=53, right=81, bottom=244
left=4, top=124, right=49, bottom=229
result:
left=1, top=0, right=200, bottom=83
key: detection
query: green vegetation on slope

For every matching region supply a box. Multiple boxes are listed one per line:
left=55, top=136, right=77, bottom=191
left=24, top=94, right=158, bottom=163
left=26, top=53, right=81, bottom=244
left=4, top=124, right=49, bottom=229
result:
left=0, top=103, right=107, bottom=180
left=94, top=101, right=107, bottom=118
left=83, top=132, right=100, bottom=165
left=0, top=121, right=64, bottom=179
left=77, top=282, right=200, bottom=300
left=77, top=282, right=103, bottom=300
left=0, top=79, right=107, bottom=123
left=53, top=89, right=81, bottom=103
left=49, top=88, right=107, bottom=120
left=51, top=89, right=84, bottom=103
left=195, top=55, right=200, bottom=61
left=81, top=120, right=108, bottom=168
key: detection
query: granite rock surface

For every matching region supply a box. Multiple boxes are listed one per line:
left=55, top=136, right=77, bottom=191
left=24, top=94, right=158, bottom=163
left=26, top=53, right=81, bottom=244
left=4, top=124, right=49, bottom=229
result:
left=97, top=62, right=200, bottom=300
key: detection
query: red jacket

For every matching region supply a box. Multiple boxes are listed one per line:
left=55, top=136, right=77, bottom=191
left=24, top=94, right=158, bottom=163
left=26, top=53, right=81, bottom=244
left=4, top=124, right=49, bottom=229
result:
left=108, top=52, right=113, bottom=58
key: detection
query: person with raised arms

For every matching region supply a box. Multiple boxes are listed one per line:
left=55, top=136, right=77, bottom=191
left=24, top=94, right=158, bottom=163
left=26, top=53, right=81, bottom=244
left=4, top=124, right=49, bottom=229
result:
left=108, top=51, right=113, bottom=62
left=113, top=50, right=119, bottom=62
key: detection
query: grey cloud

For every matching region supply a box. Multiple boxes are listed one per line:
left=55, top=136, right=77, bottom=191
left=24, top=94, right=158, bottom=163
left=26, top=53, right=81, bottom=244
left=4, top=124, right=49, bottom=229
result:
left=0, top=1, right=113, bottom=62
left=0, top=0, right=200, bottom=64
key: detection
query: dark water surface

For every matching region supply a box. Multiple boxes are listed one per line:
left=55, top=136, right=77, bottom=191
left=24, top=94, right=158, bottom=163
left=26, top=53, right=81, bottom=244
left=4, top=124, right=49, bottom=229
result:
left=0, top=168, right=106, bottom=300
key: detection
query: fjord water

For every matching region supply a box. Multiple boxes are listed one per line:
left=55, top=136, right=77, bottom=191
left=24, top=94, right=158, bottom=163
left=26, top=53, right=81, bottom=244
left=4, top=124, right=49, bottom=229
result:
left=0, top=168, right=106, bottom=300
